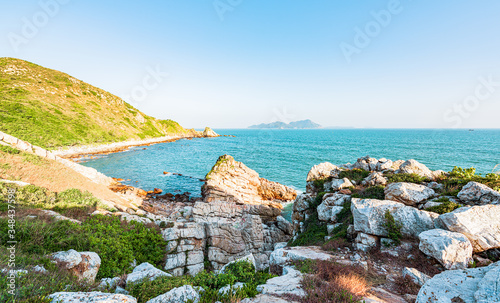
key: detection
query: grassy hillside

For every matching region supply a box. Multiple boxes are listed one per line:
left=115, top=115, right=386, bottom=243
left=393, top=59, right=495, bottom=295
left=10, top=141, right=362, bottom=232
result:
left=0, top=58, right=198, bottom=149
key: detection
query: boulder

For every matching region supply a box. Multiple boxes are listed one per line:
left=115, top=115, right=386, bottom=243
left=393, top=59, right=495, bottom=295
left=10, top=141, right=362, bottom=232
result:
left=50, top=250, right=101, bottom=283
left=384, top=182, right=435, bottom=206
left=317, top=194, right=347, bottom=222
left=293, top=194, right=312, bottom=212
left=416, top=262, right=500, bottom=303
left=48, top=292, right=136, bottom=303
left=418, top=229, right=473, bottom=270
left=256, top=267, right=305, bottom=297
left=99, top=277, right=121, bottom=290
left=269, top=246, right=332, bottom=271
left=457, top=181, right=500, bottom=205
left=402, top=267, right=431, bottom=286
left=362, top=172, right=387, bottom=186
left=353, top=156, right=379, bottom=171
left=146, top=285, right=202, bottom=303
left=202, top=127, right=219, bottom=137
left=354, top=233, right=379, bottom=252
left=331, top=178, right=354, bottom=191
left=396, top=159, right=435, bottom=180
left=351, top=199, right=437, bottom=237
left=126, top=262, right=171, bottom=285
left=202, top=155, right=296, bottom=206
left=306, top=162, right=337, bottom=181
left=435, top=204, right=500, bottom=252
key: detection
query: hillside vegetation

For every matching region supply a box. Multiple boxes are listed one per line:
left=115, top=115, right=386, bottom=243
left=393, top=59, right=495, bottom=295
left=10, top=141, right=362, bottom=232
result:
left=0, top=58, right=198, bottom=149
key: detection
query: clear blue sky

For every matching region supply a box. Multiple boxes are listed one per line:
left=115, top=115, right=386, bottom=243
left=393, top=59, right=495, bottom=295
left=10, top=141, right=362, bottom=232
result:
left=1, top=0, right=500, bottom=129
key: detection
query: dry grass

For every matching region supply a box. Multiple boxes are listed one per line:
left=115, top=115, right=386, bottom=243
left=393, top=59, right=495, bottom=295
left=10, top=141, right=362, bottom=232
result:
left=322, top=238, right=349, bottom=251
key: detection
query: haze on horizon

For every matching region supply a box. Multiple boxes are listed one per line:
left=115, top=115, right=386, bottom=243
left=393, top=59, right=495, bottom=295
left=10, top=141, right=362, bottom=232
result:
left=1, top=0, right=500, bottom=129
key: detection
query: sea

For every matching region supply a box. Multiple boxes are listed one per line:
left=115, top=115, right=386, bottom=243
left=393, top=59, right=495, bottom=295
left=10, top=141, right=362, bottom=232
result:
left=80, top=129, right=500, bottom=197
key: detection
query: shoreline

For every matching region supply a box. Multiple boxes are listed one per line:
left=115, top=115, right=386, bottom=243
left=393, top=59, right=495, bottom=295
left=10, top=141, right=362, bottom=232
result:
left=51, top=133, right=219, bottom=159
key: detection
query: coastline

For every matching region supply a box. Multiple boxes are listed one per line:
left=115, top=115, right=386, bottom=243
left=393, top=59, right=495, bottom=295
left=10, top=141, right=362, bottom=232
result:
left=51, top=133, right=219, bottom=159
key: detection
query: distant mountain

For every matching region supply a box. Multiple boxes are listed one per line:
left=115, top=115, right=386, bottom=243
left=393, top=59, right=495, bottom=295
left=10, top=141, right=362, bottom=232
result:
left=249, top=119, right=321, bottom=129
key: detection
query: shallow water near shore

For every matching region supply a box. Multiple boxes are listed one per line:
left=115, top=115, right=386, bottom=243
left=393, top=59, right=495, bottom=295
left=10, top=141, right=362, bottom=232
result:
left=80, top=129, right=500, bottom=197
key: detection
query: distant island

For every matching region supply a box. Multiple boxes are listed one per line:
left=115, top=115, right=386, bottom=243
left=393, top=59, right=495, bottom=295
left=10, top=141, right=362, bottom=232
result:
left=248, top=119, right=321, bottom=129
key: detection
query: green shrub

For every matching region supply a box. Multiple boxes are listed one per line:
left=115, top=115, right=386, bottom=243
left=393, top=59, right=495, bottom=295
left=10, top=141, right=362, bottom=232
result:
left=0, top=145, right=20, bottom=155
left=449, top=166, right=476, bottom=179
left=383, top=210, right=402, bottom=245
left=351, top=185, right=385, bottom=200
left=339, top=169, right=370, bottom=183
left=425, top=201, right=461, bottom=214
left=438, top=166, right=500, bottom=195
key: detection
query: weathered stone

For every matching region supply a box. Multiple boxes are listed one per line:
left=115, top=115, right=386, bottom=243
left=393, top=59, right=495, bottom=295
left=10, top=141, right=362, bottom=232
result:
left=48, top=292, right=136, bottom=303
left=416, top=264, right=497, bottom=303
left=51, top=250, right=82, bottom=269
left=384, top=182, right=435, bottom=206
left=418, top=229, right=473, bottom=270
left=218, top=282, right=246, bottom=295
left=164, top=252, right=187, bottom=272
left=351, top=199, right=437, bottom=237
left=457, top=181, right=500, bottom=205
left=220, top=254, right=256, bottom=274
left=50, top=250, right=101, bottom=283
left=436, top=204, right=500, bottom=252
left=202, top=155, right=296, bottom=206
left=269, top=246, right=332, bottom=270
left=240, top=294, right=299, bottom=303
left=99, top=277, right=121, bottom=290
left=331, top=178, right=354, bottom=191
left=362, top=172, right=387, bottom=186
left=317, top=195, right=344, bottom=222
left=256, top=267, right=305, bottom=297
left=402, top=267, right=430, bottom=286
left=397, top=159, right=435, bottom=180
left=306, top=162, right=337, bottom=181
left=293, top=194, right=312, bottom=212
left=475, top=262, right=500, bottom=303
left=354, top=233, right=378, bottom=252
left=126, top=262, right=171, bottom=285
left=146, top=285, right=202, bottom=303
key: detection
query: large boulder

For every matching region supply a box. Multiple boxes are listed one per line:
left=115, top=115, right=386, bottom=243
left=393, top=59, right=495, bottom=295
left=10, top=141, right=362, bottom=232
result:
left=402, top=267, right=431, bottom=287
left=146, top=285, right=202, bottom=303
left=202, top=127, right=219, bottom=137
left=306, top=162, right=337, bottom=181
left=351, top=199, right=437, bottom=238
left=316, top=193, right=348, bottom=222
left=49, top=292, right=136, bottom=303
left=50, top=250, right=101, bottom=283
left=202, top=155, right=296, bottom=206
left=416, top=262, right=500, bottom=303
left=330, top=178, right=354, bottom=191
left=435, top=204, right=500, bottom=252
left=269, top=246, right=332, bottom=271
left=418, top=229, right=473, bottom=270
left=126, top=262, right=171, bottom=285
left=384, top=182, right=435, bottom=206
left=457, top=181, right=500, bottom=205
left=256, top=266, right=305, bottom=297
left=362, top=172, right=387, bottom=186
left=396, top=159, right=435, bottom=180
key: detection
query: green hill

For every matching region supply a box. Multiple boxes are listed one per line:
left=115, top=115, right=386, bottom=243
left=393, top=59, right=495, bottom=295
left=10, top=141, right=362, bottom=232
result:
left=0, top=58, right=199, bottom=149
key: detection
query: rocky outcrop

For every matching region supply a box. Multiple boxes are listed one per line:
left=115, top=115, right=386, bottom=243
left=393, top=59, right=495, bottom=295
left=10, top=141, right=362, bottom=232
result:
left=146, top=285, right=203, bottom=303
left=350, top=199, right=437, bottom=238
left=436, top=204, right=500, bottom=252
left=362, top=172, right=387, bottom=186
left=396, top=159, right=436, bottom=180
left=256, top=266, right=305, bottom=297
left=317, top=193, right=349, bottom=222
left=402, top=267, right=431, bottom=286
left=269, top=246, right=333, bottom=272
left=330, top=178, right=354, bottom=191
left=384, top=182, right=435, bottom=206
left=306, top=162, right=337, bottom=181
left=416, top=262, right=500, bottom=303
left=202, top=127, right=219, bottom=138
left=126, top=262, right=171, bottom=284
left=50, top=250, right=101, bottom=283
left=418, top=229, right=473, bottom=270
left=49, top=292, right=136, bottom=303
left=202, top=155, right=296, bottom=206
left=457, top=181, right=500, bottom=205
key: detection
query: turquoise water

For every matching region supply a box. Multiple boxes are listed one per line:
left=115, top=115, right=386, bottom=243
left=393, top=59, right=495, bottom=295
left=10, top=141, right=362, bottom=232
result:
left=81, top=129, right=500, bottom=196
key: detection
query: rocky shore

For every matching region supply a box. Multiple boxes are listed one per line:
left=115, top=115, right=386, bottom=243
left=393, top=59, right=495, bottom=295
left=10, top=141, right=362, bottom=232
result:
left=51, top=127, right=220, bottom=158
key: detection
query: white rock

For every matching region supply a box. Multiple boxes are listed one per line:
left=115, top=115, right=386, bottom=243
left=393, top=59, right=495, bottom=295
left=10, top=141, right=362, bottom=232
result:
left=475, top=262, right=500, bottom=303
left=418, top=229, right=473, bottom=270
left=146, top=285, right=202, bottom=303
left=99, top=277, right=121, bottom=290
left=256, top=267, right=305, bottom=297
left=317, top=198, right=344, bottom=222
left=240, top=294, right=300, bottom=303
left=126, top=262, right=171, bottom=285
left=397, top=159, right=436, bottom=180
left=50, top=250, right=82, bottom=269
left=416, top=265, right=491, bottom=303
left=457, top=181, right=500, bottom=205
left=435, top=204, right=500, bottom=252
left=218, top=282, right=246, bottom=295
left=402, top=267, right=431, bottom=286
left=384, top=182, right=435, bottom=206
left=273, top=242, right=287, bottom=250
left=293, top=193, right=312, bottom=212
left=269, top=246, right=332, bottom=270
left=362, top=172, right=387, bottom=186
left=115, top=287, right=129, bottom=295
left=306, top=162, right=337, bottom=181
left=354, top=233, right=378, bottom=252
left=50, top=250, right=101, bottom=283
left=32, top=265, right=48, bottom=273
left=331, top=178, right=354, bottom=191
left=48, top=291, right=136, bottom=303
